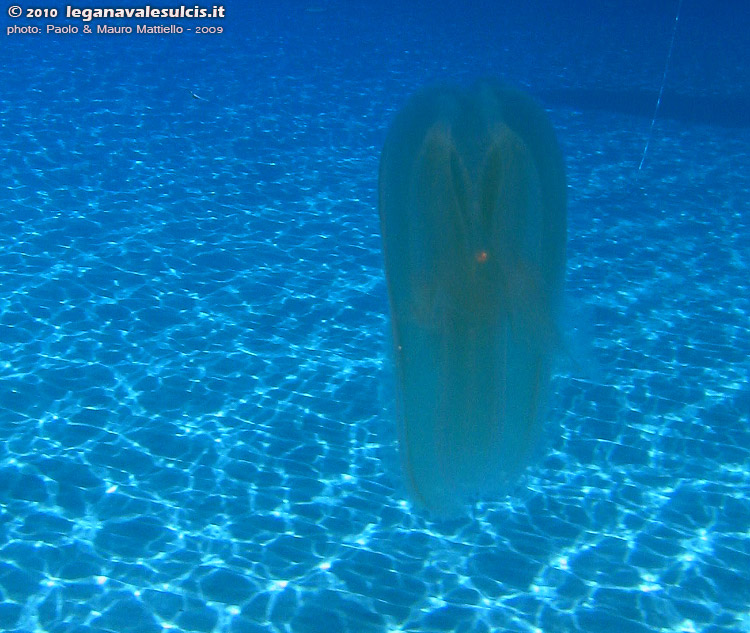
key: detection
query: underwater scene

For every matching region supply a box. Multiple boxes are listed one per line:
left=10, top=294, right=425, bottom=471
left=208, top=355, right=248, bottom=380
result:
left=0, top=1, right=748, bottom=631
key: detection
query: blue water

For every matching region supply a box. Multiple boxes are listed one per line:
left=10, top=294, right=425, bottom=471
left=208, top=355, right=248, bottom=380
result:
left=1, top=1, right=748, bottom=632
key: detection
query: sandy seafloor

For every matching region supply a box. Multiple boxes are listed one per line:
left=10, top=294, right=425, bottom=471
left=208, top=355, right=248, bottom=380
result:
left=0, top=1, right=748, bottom=632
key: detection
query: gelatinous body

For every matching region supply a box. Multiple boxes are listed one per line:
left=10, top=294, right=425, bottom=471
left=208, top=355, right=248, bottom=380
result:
left=379, top=80, right=566, bottom=515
